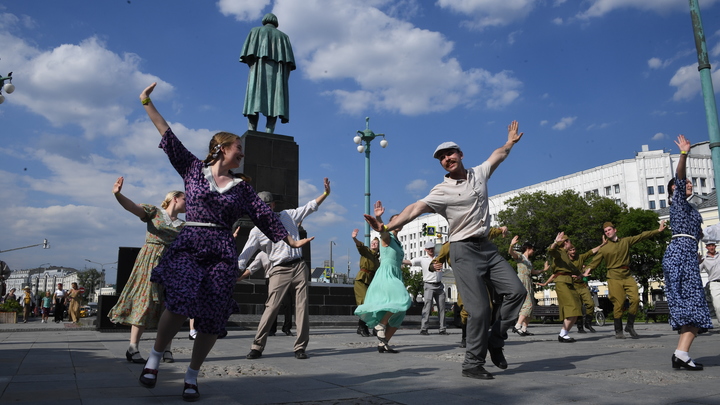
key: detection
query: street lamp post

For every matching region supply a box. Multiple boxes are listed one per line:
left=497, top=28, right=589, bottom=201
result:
left=84, top=259, right=116, bottom=273
left=0, top=72, right=15, bottom=104
left=0, top=239, right=50, bottom=254
left=329, top=241, right=336, bottom=283
left=353, top=117, right=388, bottom=246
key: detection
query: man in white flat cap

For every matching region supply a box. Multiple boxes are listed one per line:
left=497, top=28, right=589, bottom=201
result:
left=364, top=121, right=526, bottom=380
left=412, top=240, right=448, bottom=335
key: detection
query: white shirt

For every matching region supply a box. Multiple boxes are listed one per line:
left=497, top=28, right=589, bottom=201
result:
left=238, top=199, right=319, bottom=269
left=421, top=161, right=492, bottom=242
left=412, top=255, right=442, bottom=283
left=700, top=252, right=720, bottom=282
left=247, top=251, right=271, bottom=278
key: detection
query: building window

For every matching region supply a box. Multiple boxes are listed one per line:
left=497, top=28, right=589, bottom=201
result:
left=647, top=186, right=654, bottom=195
left=701, top=178, right=706, bottom=187
left=605, top=186, right=611, bottom=196
left=692, top=177, right=698, bottom=187
left=660, top=200, right=666, bottom=208
left=658, top=185, right=665, bottom=194
left=614, top=184, right=620, bottom=193
left=649, top=201, right=656, bottom=209
left=592, top=189, right=599, bottom=195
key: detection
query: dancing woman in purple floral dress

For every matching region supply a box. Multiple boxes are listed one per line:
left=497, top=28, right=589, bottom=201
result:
left=662, top=134, right=712, bottom=371
left=137, top=82, right=312, bottom=401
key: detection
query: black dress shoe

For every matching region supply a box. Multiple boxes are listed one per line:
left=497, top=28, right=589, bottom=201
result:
left=672, top=354, right=703, bottom=370
left=182, top=382, right=200, bottom=402
left=268, top=331, right=276, bottom=336
left=283, top=329, right=294, bottom=336
left=378, top=343, right=398, bottom=353
left=488, top=347, right=507, bottom=369
left=294, top=349, right=308, bottom=359
left=558, top=336, right=576, bottom=343
left=139, top=368, right=158, bottom=388
left=126, top=349, right=145, bottom=364
left=420, top=330, right=429, bottom=335
left=462, top=366, right=494, bottom=380
left=246, top=349, right=262, bottom=359
left=438, top=330, right=450, bottom=335
left=357, top=326, right=371, bottom=337
left=218, top=330, right=228, bottom=339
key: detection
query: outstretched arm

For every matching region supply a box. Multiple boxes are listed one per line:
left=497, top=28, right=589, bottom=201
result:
left=364, top=200, right=432, bottom=233
left=140, top=82, right=170, bottom=136
left=112, top=177, right=147, bottom=219
left=486, top=121, right=523, bottom=175
left=351, top=228, right=363, bottom=247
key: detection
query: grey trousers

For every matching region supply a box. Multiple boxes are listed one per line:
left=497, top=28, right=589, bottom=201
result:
left=450, top=239, right=526, bottom=369
left=252, top=260, right=309, bottom=353
left=421, top=282, right=446, bottom=332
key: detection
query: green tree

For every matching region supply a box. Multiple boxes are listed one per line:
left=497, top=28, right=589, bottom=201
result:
left=401, top=264, right=423, bottom=304
left=497, top=190, right=626, bottom=282
left=77, top=268, right=104, bottom=301
left=615, top=207, right=670, bottom=306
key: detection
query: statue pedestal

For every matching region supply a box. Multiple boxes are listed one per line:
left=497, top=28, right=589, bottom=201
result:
left=234, top=130, right=310, bottom=276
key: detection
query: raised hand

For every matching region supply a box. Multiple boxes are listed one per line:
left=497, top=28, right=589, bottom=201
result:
left=364, top=214, right=383, bottom=232
left=113, top=177, right=124, bottom=194
left=140, top=82, right=156, bottom=101
left=507, top=120, right=524, bottom=144
left=373, top=200, right=385, bottom=219
left=323, top=177, right=331, bottom=195
left=351, top=228, right=359, bottom=239
left=675, top=134, right=690, bottom=154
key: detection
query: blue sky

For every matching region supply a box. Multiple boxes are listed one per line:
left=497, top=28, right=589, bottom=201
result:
left=1, top=0, right=720, bottom=283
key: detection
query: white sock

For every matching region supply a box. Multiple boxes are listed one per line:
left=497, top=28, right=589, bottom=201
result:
left=674, top=350, right=695, bottom=366
left=559, top=328, right=568, bottom=337
left=185, top=367, right=200, bottom=392
left=190, top=329, right=197, bottom=337
left=514, top=323, right=522, bottom=330
left=143, top=348, right=163, bottom=379
left=129, top=343, right=139, bottom=353
left=520, top=325, right=528, bottom=332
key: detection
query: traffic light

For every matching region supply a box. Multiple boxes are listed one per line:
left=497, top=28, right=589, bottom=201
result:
left=422, top=223, right=427, bottom=236
left=43, top=239, right=49, bottom=249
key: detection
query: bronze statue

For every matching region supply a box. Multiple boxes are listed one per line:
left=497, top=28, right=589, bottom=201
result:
left=240, top=13, right=295, bottom=134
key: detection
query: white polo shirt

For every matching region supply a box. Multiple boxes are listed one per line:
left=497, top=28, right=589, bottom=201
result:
left=421, top=161, right=492, bottom=242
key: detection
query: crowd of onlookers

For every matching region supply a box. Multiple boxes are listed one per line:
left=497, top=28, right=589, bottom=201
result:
left=1, top=282, right=85, bottom=324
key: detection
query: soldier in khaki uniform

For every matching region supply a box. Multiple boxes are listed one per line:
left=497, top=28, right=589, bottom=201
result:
left=352, top=228, right=380, bottom=337
left=588, top=221, right=666, bottom=339
left=566, top=244, right=605, bottom=333
left=544, top=233, right=584, bottom=343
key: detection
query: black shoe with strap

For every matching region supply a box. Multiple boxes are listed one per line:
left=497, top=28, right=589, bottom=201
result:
left=246, top=349, right=262, bottom=359
left=462, top=366, right=494, bottom=380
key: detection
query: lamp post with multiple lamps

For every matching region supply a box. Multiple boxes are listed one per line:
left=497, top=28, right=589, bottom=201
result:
left=0, top=72, right=15, bottom=104
left=353, top=117, right=388, bottom=246
left=0, top=239, right=50, bottom=254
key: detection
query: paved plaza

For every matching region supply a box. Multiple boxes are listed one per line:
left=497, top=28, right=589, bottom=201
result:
left=1, top=316, right=719, bottom=405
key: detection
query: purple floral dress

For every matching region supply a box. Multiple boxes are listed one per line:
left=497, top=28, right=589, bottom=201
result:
left=152, top=128, right=288, bottom=335
left=661, top=176, right=712, bottom=331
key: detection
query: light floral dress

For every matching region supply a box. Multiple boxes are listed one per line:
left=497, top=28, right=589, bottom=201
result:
left=515, top=254, right=534, bottom=317
left=108, top=204, right=184, bottom=328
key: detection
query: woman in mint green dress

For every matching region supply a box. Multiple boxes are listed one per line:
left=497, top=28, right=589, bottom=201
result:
left=355, top=201, right=412, bottom=353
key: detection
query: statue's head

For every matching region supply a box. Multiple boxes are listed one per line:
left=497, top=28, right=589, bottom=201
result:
left=262, top=13, right=279, bottom=27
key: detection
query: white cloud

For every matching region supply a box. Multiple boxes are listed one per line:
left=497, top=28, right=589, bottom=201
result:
left=0, top=31, right=170, bottom=139
left=216, top=0, right=271, bottom=22
left=436, top=0, right=539, bottom=30
left=552, top=17, right=563, bottom=25
left=508, top=30, right=522, bottom=45
left=405, top=179, right=428, bottom=195
left=669, top=62, right=720, bottom=101
left=652, top=132, right=666, bottom=140
left=273, top=0, right=522, bottom=114
left=648, top=57, right=663, bottom=69
left=540, top=120, right=548, bottom=126
left=552, top=116, right=577, bottom=130
left=577, top=0, right=720, bottom=19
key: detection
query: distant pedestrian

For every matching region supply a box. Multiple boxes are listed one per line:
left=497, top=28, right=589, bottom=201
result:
left=41, top=291, right=52, bottom=323
left=413, top=240, right=448, bottom=336
left=662, top=134, right=712, bottom=371
left=67, top=282, right=82, bottom=324
left=19, top=286, right=35, bottom=323
left=52, top=283, right=67, bottom=323
left=3, top=287, right=17, bottom=304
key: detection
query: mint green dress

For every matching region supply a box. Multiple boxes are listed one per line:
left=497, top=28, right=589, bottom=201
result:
left=354, top=233, right=412, bottom=328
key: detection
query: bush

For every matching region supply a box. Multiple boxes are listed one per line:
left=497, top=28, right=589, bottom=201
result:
left=0, top=299, right=22, bottom=313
